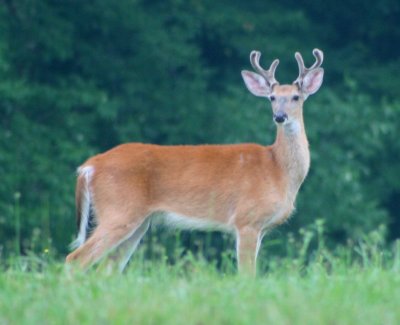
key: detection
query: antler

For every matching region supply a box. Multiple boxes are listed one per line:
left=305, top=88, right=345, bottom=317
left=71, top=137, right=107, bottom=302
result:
left=293, top=49, right=324, bottom=86
left=250, top=51, right=279, bottom=88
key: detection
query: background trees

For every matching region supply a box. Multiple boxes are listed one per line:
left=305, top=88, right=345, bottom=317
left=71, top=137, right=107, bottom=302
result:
left=0, top=0, right=399, bottom=257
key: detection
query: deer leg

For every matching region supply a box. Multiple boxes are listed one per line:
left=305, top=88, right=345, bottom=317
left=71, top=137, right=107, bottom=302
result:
left=100, top=218, right=151, bottom=273
left=236, top=226, right=263, bottom=276
left=66, top=217, right=148, bottom=270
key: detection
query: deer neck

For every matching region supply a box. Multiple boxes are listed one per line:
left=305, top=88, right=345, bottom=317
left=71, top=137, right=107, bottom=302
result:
left=272, top=116, right=310, bottom=194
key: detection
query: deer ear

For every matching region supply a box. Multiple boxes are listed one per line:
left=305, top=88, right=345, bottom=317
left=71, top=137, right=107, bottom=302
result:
left=301, top=68, right=324, bottom=95
left=241, top=70, right=271, bottom=97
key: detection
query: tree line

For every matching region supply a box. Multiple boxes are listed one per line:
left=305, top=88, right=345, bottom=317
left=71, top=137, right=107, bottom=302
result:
left=0, top=0, right=399, bottom=257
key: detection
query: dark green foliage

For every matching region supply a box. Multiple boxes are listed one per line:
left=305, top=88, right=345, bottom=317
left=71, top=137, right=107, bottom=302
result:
left=0, top=0, right=399, bottom=257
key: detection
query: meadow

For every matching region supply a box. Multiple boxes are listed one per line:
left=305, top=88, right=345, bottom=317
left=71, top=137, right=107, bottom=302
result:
left=1, top=225, right=399, bottom=325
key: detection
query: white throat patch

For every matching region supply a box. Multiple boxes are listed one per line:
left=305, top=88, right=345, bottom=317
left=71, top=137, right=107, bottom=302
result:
left=284, top=120, right=301, bottom=135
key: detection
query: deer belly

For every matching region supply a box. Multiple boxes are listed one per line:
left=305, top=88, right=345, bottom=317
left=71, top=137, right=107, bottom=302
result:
left=152, top=211, right=235, bottom=233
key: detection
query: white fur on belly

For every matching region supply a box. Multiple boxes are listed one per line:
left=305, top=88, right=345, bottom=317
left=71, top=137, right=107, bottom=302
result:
left=152, top=211, right=234, bottom=233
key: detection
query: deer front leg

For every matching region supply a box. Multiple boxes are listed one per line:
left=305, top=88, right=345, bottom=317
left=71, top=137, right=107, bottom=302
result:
left=236, top=226, right=263, bottom=276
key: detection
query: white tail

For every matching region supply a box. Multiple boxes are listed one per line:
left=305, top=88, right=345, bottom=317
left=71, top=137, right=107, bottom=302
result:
left=66, top=49, right=324, bottom=275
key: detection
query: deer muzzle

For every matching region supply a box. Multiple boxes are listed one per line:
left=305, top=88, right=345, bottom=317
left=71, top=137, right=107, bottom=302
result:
left=273, top=112, right=288, bottom=124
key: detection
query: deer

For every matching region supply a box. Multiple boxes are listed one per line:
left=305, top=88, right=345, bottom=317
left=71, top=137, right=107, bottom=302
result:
left=66, top=49, right=324, bottom=275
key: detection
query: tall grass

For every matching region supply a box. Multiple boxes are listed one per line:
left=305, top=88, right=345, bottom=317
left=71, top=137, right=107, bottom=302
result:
left=1, top=221, right=399, bottom=324
left=13, top=192, right=21, bottom=255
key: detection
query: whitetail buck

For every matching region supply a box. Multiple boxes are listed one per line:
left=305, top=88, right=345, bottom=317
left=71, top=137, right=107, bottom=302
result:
left=66, top=49, right=324, bottom=275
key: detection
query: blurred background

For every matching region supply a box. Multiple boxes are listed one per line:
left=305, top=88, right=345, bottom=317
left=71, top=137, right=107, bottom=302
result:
left=0, top=0, right=399, bottom=262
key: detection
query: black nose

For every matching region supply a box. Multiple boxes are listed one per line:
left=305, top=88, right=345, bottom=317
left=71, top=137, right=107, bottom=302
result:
left=273, top=112, right=288, bottom=124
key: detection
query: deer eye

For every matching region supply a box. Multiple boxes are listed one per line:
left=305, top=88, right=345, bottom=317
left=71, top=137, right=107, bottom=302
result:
left=292, top=95, right=300, bottom=101
left=269, top=96, right=276, bottom=102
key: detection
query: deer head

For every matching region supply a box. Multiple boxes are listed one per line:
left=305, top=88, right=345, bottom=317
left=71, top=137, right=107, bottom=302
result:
left=241, top=49, right=324, bottom=129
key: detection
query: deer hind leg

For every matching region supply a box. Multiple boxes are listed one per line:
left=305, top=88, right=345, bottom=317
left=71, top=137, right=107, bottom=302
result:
left=100, top=218, right=151, bottom=273
left=236, top=226, right=263, bottom=276
left=66, top=208, right=150, bottom=270
left=67, top=168, right=155, bottom=270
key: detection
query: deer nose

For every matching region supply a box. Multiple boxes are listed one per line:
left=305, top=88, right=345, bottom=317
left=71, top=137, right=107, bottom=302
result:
left=273, top=112, right=288, bottom=124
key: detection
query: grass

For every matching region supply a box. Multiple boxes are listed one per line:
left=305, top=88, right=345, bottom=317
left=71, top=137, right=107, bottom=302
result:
left=1, top=235, right=400, bottom=325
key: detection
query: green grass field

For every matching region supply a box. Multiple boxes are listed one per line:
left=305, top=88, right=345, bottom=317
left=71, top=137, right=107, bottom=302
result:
left=1, top=237, right=399, bottom=325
